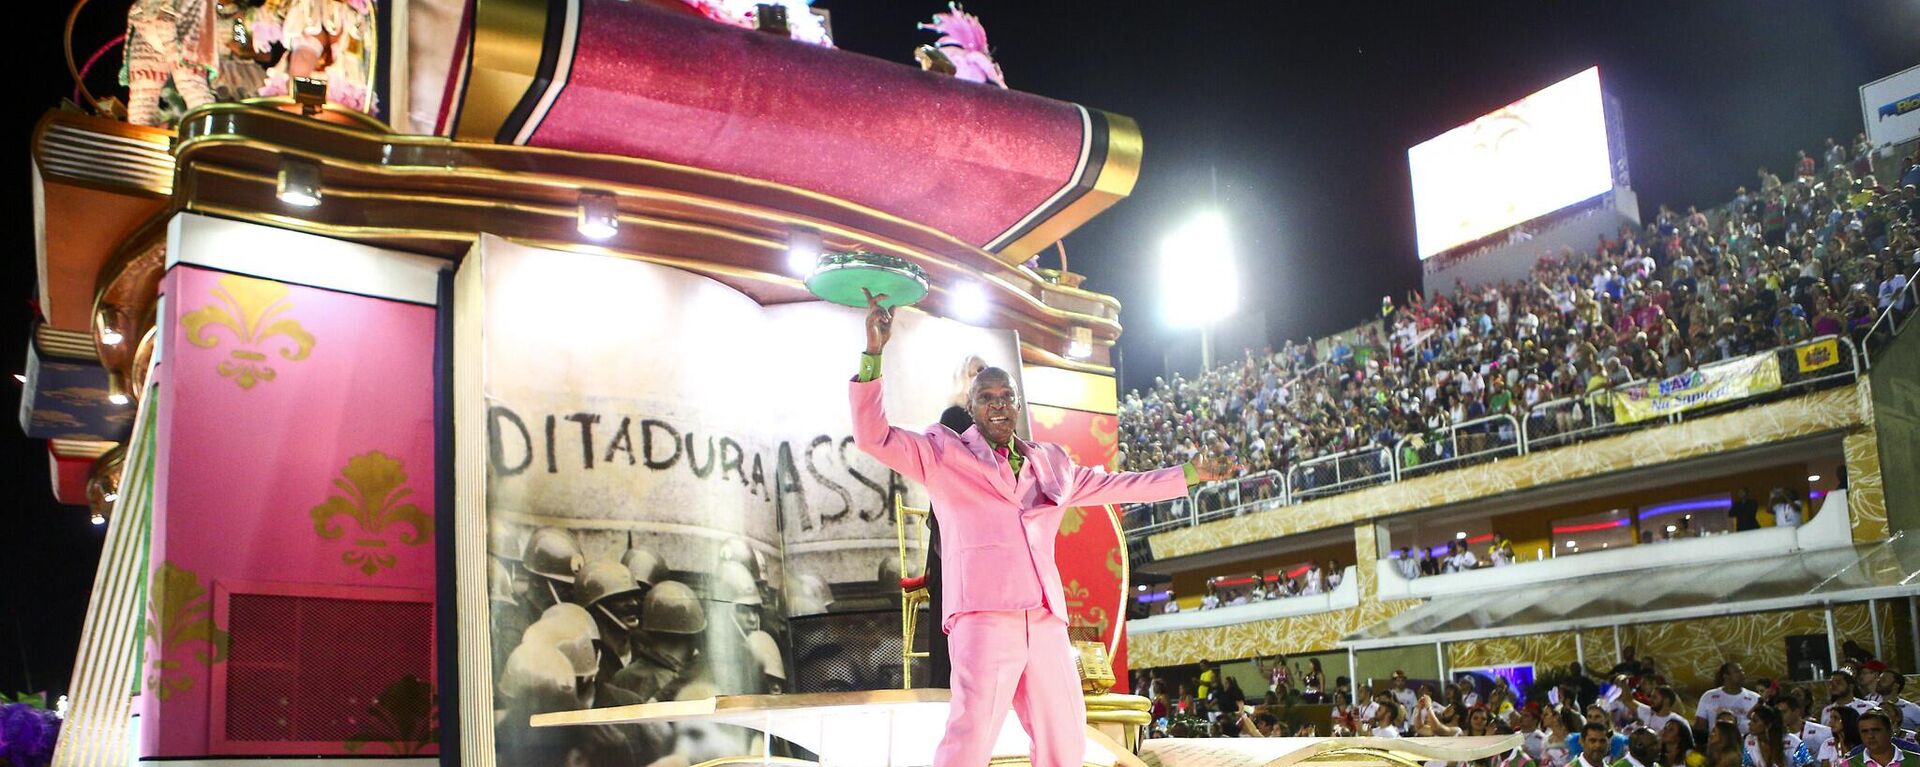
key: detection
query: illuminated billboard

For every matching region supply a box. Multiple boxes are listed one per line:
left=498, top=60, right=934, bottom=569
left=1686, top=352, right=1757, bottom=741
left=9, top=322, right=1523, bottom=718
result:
left=1409, top=66, right=1613, bottom=259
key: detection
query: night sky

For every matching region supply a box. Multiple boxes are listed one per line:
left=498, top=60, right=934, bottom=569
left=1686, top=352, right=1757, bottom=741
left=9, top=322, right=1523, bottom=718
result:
left=3, top=1, right=1917, bottom=696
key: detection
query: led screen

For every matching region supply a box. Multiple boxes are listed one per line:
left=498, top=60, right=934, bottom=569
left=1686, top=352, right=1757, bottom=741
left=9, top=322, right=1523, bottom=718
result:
left=1409, top=67, right=1613, bottom=259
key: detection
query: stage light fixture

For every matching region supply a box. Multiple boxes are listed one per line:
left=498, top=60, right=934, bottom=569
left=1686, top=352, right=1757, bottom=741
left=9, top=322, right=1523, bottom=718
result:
left=786, top=230, right=822, bottom=276
left=276, top=157, right=323, bottom=207
left=104, top=491, right=119, bottom=504
left=1136, top=585, right=1147, bottom=592
left=1807, top=474, right=1821, bottom=482
left=951, top=282, right=988, bottom=322
left=1066, top=326, right=1093, bottom=359
left=1455, top=531, right=1467, bottom=539
left=90, top=511, right=106, bottom=525
left=1564, top=540, right=1576, bottom=548
left=107, top=392, right=130, bottom=406
left=100, top=328, right=123, bottom=346
left=576, top=190, right=619, bottom=240
left=11, top=373, right=23, bottom=383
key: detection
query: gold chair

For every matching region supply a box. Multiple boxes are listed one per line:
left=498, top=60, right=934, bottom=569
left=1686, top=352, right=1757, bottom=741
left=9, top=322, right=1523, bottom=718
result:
left=894, top=490, right=931, bottom=689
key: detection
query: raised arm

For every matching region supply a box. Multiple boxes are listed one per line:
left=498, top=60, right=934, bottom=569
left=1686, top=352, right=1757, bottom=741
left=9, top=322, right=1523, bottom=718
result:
left=1061, top=451, right=1236, bottom=508
left=847, top=289, right=933, bottom=484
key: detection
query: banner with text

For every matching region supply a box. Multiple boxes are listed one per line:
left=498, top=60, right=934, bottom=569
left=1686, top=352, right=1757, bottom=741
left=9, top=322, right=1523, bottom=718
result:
left=466, top=237, right=1022, bottom=767
left=1612, top=353, right=1781, bottom=424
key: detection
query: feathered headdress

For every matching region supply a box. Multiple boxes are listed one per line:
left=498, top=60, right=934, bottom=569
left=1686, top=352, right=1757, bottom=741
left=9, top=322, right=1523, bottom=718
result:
left=918, top=3, right=1006, bottom=88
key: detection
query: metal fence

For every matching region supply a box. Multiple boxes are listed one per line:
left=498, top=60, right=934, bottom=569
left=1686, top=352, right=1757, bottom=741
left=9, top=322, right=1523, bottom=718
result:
left=1121, top=334, right=1868, bottom=540
left=1192, top=470, right=1287, bottom=524
left=1287, top=446, right=1393, bottom=502
left=1394, top=413, right=1521, bottom=479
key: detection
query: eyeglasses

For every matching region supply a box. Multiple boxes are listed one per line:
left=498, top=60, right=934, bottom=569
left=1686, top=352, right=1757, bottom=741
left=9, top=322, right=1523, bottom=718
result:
left=974, top=393, right=1019, bottom=409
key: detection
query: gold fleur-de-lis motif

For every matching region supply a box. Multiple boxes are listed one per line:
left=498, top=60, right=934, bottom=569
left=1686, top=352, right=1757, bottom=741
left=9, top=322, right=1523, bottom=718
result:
left=180, top=274, right=315, bottom=389
left=1059, top=506, right=1086, bottom=536
left=144, top=561, right=228, bottom=701
left=311, top=452, right=432, bottom=576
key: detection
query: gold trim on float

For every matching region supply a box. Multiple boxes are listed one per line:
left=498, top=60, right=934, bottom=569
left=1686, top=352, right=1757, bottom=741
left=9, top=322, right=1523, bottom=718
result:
left=1021, top=343, right=1116, bottom=376
left=992, top=113, right=1144, bottom=266
left=235, top=97, right=395, bottom=133
left=452, top=0, right=551, bottom=141
left=173, top=160, right=1119, bottom=354
left=30, top=111, right=175, bottom=198
left=170, top=104, right=1122, bottom=326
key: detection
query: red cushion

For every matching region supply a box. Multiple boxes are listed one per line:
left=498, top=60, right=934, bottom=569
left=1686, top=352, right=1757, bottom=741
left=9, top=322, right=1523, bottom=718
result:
left=900, top=575, right=927, bottom=591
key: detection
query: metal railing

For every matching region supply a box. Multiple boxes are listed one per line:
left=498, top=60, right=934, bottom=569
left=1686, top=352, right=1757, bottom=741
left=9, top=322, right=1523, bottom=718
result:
left=1521, top=393, right=1624, bottom=451
left=1860, top=262, right=1920, bottom=371
left=1287, top=446, right=1394, bottom=502
left=1393, top=413, right=1521, bottom=479
left=1122, top=334, right=1868, bottom=542
left=1192, top=470, right=1287, bottom=525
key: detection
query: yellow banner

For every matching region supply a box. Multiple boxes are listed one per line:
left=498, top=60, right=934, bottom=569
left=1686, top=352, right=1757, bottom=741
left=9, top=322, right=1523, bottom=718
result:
left=1612, top=353, right=1782, bottom=424
left=1794, top=338, right=1841, bottom=373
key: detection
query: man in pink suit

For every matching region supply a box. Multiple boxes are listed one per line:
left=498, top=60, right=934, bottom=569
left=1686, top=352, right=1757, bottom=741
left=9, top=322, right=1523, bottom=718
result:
left=849, top=291, right=1231, bottom=767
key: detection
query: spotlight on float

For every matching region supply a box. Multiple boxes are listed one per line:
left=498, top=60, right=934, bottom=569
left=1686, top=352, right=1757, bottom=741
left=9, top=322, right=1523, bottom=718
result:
left=786, top=230, right=823, bottom=277
left=950, top=282, right=988, bottom=323
left=1067, top=326, right=1094, bottom=360
left=576, top=190, right=619, bottom=240
left=804, top=251, right=928, bottom=311
left=104, top=491, right=119, bottom=504
left=90, top=511, right=106, bottom=526
left=1807, top=474, right=1821, bottom=482
left=276, top=157, right=323, bottom=207
left=108, top=392, right=130, bottom=406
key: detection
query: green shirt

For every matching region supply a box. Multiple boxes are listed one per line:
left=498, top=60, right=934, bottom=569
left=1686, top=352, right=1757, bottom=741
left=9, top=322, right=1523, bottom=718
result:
left=857, top=352, right=1202, bottom=485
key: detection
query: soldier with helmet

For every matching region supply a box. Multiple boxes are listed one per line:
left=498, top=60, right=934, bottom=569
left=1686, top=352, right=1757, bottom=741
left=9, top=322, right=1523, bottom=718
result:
left=523, top=527, right=585, bottom=611
left=610, top=580, right=710, bottom=702
left=573, top=560, right=646, bottom=683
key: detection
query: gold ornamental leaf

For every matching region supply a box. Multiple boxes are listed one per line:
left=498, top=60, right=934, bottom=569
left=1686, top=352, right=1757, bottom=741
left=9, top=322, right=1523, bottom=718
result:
left=261, top=318, right=315, bottom=361
left=1059, top=506, right=1086, bottom=536
left=310, top=495, right=359, bottom=540
left=179, top=302, right=238, bottom=349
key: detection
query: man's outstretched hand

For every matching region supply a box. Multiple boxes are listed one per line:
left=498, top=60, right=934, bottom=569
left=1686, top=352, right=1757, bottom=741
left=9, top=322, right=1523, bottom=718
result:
left=863, top=288, right=893, bottom=354
left=1192, top=452, right=1239, bottom=482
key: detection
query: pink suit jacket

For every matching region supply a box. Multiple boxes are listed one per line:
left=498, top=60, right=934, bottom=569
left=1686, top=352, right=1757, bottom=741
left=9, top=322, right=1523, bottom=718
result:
left=849, top=378, right=1188, bottom=632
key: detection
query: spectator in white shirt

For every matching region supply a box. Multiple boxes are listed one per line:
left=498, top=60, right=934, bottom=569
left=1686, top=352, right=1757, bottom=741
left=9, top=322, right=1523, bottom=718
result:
left=1641, top=685, right=1691, bottom=734
left=1302, top=563, right=1326, bottom=596
left=1395, top=547, right=1421, bottom=581
left=1770, top=488, right=1806, bottom=528
left=1781, top=696, right=1833, bottom=762
left=1744, top=705, right=1806, bottom=767
left=1367, top=699, right=1403, bottom=737
left=1822, top=670, right=1876, bottom=724
left=1698, top=662, right=1763, bottom=735
left=1867, top=665, right=1920, bottom=730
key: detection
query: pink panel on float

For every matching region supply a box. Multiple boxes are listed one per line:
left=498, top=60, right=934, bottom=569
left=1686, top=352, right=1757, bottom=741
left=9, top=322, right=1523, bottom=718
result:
left=142, top=264, right=437, bottom=756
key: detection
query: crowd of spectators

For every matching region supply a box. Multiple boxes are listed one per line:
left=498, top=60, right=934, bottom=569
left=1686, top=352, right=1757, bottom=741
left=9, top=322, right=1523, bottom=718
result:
left=1139, top=651, right=1920, bottom=767
left=1119, top=143, right=1920, bottom=498
left=1170, top=560, right=1347, bottom=613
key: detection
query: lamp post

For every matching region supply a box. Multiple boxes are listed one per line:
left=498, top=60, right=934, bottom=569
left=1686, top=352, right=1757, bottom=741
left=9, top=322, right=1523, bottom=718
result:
left=1161, top=211, right=1237, bottom=372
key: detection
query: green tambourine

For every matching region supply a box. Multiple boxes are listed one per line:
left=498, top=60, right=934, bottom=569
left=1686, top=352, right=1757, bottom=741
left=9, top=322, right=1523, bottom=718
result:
left=805, top=251, right=929, bottom=308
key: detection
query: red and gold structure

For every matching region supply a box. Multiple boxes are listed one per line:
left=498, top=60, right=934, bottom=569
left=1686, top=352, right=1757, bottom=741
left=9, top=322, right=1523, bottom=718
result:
left=27, top=2, right=1149, bottom=766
